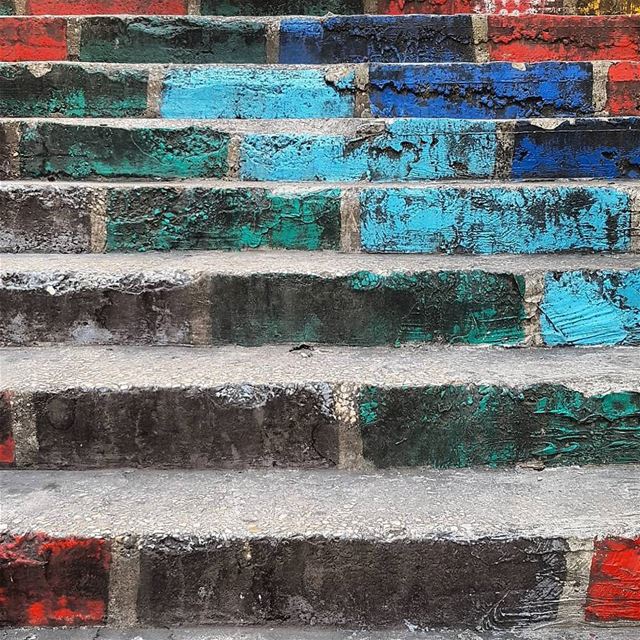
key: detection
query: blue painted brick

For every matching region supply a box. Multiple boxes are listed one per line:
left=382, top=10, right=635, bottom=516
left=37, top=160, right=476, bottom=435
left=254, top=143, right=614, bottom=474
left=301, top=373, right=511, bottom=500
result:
left=512, top=117, right=640, bottom=179
left=279, top=16, right=475, bottom=64
left=541, top=270, right=640, bottom=346
left=160, top=66, right=356, bottom=119
left=369, top=62, right=595, bottom=119
left=239, top=119, right=498, bottom=182
left=360, top=186, right=631, bottom=254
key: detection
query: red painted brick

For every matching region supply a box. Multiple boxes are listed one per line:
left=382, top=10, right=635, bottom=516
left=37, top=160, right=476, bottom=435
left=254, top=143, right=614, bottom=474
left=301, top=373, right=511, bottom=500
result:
left=607, top=62, right=640, bottom=116
left=586, top=537, right=640, bottom=622
left=0, top=534, right=110, bottom=627
left=26, top=0, right=187, bottom=14
left=0, top=18, right=67, bottom=62
left=0, top=391, right=14, bottom=466
left=488, top=16, right=640, bottom=62
left=380, top=0, right=562, bottom=12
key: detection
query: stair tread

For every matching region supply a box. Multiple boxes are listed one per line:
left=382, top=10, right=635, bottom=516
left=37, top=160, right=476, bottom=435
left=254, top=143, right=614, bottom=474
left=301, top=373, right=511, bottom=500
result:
left=3, top=344, right=638, bottom=393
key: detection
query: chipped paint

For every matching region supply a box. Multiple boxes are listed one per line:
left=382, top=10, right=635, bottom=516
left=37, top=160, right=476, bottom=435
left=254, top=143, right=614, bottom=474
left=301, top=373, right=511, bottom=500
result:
left=0, top=18, right=67, bottom=62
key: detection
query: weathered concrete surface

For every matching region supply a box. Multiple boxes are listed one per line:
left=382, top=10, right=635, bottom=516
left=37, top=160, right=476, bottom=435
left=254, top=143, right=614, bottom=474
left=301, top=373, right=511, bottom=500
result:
left=78, top=17, right=268, bottom=64
left=0, top=252, right=637, bottom=347
left=279, top=16, right=475, bottom=64
left=1, top=466, right=639, bottom=627
left=1, top=344, right=638, bottom=469
left=0, top=64, right=148, bottom=118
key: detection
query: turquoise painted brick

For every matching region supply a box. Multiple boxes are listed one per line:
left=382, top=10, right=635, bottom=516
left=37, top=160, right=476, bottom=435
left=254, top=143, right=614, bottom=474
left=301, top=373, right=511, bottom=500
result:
left=240, top=119, right=498, bottom=182
left=160, top=66, right=357, bottom=119
left=541, top=270, right=640, bottom=346
left=360, top=187, right=631, bottom=254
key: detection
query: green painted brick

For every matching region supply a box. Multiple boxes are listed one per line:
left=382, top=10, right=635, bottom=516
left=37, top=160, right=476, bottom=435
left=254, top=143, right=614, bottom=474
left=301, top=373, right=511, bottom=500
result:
left=360, top=385, right=640, bottom=468
left=210, top=271, right=527, bottom=346
left=0, top=65, right=148, bottom=118
left=79, top=17, right=268, bottom=63
left=0, top=0, right=14, bottom=15
left=19, top=123, right=229, bottom=180
left=106, top=187, right=342, bottom=252
left=201, top=0, right=364, bottom=15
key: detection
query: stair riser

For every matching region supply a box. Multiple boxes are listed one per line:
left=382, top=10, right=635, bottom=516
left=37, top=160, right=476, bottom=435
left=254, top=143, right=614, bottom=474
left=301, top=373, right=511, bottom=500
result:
left=1, top=16, right=640, bottom=63
left=2, top=0, right=639, bottom=15
left=1, top=531, right=639, bottom=628
left=2, top=62, right=639, bottom=119
left=1, top=119, right=638, bottom=182
left=2, top=184, right=638, bottom=255
left=2, top=382, right=639, bottom=469
left=1, top=267, right=638, bottom=347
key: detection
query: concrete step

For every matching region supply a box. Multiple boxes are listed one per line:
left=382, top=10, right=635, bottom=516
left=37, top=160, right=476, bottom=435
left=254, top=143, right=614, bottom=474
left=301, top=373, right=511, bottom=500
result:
left=3, top=0, right=640, bottom=17
left=1, top=61, right=639, bottom=120
left=2, top=179, right=639, bottom=255
left=1, top=465, right=639, bottom=628
left=1, top=15, right=640, bottom=64
left=1, top=252, right=638, bottom=347
left=3, top=630, right=640, bottom=640
left=1, top=344, right=638, bottom=469
left=1, top=117, right=639, bottom=182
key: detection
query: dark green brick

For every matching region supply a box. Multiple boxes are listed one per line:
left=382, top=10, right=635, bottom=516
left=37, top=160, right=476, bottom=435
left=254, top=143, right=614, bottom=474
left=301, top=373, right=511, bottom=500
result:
left=106, top=187, right=341, bottom=251
left=209, top=271, right=527, bottom=346
left=19, top=123, right=229, bottom=180
left=79, top=17, right=267, bottom=63
left=0, top=65, right=148, bottom=118
left=360, top=385, right=640, bottom=468
left=202, top=0, right=364, bottom=15
left=0, top=0, right=14, bottom=15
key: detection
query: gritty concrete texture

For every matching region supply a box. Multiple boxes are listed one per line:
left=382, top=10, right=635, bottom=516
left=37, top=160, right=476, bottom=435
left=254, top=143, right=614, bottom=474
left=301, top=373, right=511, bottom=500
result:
left=3, top=345, right=639, bottom=395
left=2, top=465, right=639, bottom=540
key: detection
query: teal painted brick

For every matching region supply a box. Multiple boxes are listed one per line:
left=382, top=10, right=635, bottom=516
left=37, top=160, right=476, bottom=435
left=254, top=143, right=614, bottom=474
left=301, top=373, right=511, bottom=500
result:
left=0, top=1, right=14, bottom=14
left=240, top=119, right=498, bottom=181
left=106, top=187, right=342, bottom=251
left=161, top=66, right=356, bottom=119
left=541, top=270, right=640, bottom=346
left=202, top=0, right=365, bottom=15
left=360, top=186, right=631, bottom=254
left=18, top=123, right=229, bottom=180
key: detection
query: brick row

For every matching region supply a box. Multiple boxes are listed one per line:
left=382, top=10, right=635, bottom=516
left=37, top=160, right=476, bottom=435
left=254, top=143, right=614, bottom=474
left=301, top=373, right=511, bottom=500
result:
left=1, top=182, right=638, bottom=255
left=2, top=62, right=639, bottom=119
left=1, top=345, right=639, bottom=469
left=0, top=467, right=639, bottom=627
left=0, top=118, right=638, bottom=182
left=1, top=15, right=639, bottom=63
left=3, top=0, right=640, bottom=15
left=0, top=252, right=638, bottom=347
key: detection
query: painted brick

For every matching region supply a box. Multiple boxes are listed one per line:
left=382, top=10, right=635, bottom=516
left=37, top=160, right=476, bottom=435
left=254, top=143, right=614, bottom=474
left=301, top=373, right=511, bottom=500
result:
left=202, top=0, right=365, bottom=14
left=541, top=270, right=640, bottom=346
left=360, top=385, right=640, bottom=468
left=26, top=0, right=188, bottom=13
left=106, top=187, right=341, bottom=252
left=0, top=1, right=14, bottom=15
left=279, top=16, right=475, bottom=64
left=0, top=184, right=94, bottom=253
left=607, top=62, right=640, bottom=116
left=379, top=0, right=564, bottom=13
left=240, top=120, right=498, bottom=181
left=209, top=271, right=527, bottom=346
left=576, top=0, right=640, bottom=13
left=161, top=67, right=356, bottom=120
left=511, top=118, right=640, bottom=180
left=359, top=187, right=631, bottom=254
left=79, top=17, right=267, bottom=64
left=31, top=386, right=339, bottom=469
left=18, top=123, right=229, bottom=180
left=0, top=64, right=148, bottom=118
left=0, top=18, right=67, bottom=62
left=0, top=391, right=14, bottom=466
left=369, top=62, right=594, bottom=119
left=138, top=537, right=566, bottom=627
left=586, top=538, right=640, bottom=622
left=0, top=534, right=110, bottom=626
left=488, top=16, right=640, bottom=62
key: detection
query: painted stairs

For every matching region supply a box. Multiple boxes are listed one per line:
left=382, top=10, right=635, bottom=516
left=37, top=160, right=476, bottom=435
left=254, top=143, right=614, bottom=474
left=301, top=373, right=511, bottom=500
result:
left=0, top=0, right=639, bottom=635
